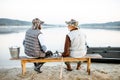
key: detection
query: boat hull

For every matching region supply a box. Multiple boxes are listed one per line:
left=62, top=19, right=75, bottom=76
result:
left=87, top=47, right=120, bottom=63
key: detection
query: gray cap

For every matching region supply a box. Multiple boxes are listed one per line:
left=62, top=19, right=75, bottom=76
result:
left=32, top=18, right=44, bottom=25
left=65, top=19, right=78, bottom=27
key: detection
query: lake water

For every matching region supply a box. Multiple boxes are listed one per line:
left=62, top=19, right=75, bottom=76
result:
left=0, top=26, right=120, bottom=68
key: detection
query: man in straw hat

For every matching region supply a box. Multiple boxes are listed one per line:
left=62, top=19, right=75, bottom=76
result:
left=62, top=19, right=87, bottom=71
left=23, top=18, right=53, bottom=73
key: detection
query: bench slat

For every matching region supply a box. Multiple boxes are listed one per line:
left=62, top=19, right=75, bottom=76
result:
left=10, top=54, right=102, bottom=60
left=84, top=54, right=102, bottom=58
left=22, top=58, right=89, bottom=62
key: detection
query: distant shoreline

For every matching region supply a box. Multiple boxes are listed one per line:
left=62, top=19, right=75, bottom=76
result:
left=0, top=18, right=120, bottom=28
left=0, top=26, right=120, bottom=34
left=81, top=27, right=120, bottom=31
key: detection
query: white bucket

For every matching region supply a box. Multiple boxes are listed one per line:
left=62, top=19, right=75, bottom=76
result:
left=9, top=46, right=20, bottom=58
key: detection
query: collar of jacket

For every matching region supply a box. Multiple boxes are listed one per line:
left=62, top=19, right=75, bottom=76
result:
left=70, top=28, right=78, bottom=32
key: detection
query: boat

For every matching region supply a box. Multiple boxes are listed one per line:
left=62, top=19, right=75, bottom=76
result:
left=87, top=46, right=120, bottom=63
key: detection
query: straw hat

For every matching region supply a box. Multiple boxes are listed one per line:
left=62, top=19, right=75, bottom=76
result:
left=65, top=19, right=78, bottom=27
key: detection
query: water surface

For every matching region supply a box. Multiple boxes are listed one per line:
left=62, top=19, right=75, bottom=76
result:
left=0, top=27, right=120, bottom=68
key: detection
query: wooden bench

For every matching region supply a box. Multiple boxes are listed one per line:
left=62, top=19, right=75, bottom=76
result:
left=10, top=54, right=102, bottom=75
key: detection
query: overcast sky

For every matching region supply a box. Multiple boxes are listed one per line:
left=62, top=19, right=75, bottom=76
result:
left=0, top=0, right=120, bottom=24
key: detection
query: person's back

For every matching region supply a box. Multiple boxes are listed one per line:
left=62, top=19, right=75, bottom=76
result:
left=62, top=19, right=87, bottom=71
left=24, top=28, right=45, bottom=57
left=68, top=29, right=87, bottom=57
left=23, top=18, right=53, bottom=73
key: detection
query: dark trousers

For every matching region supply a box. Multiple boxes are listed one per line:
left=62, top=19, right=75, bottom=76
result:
left=34, top=57, right=44, bottom=70
left=34, top=50, right=53, bottom=70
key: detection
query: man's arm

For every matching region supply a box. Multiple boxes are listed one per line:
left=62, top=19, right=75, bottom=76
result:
left=38, top=34, right=47, bottom=52
left=62, top=35, right=71, bottom=57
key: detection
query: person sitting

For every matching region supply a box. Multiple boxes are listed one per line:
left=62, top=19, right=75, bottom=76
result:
left=62, top=19, right=87, bottom=71
left=23, top=18, right=53, bottom=73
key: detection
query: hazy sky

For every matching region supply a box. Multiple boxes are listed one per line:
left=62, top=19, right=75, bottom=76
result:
left=0, top=0, right=120, bottom=24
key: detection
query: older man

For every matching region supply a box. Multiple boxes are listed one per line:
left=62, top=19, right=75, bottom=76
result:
left=23, top=18, right=53, bottom=73
left=62, top=19, right=87, bottom=71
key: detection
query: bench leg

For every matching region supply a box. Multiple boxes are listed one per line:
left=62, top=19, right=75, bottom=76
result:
left=21, top=60, right=26, bottom=75
left=87, top=58, right=91, bottom=75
